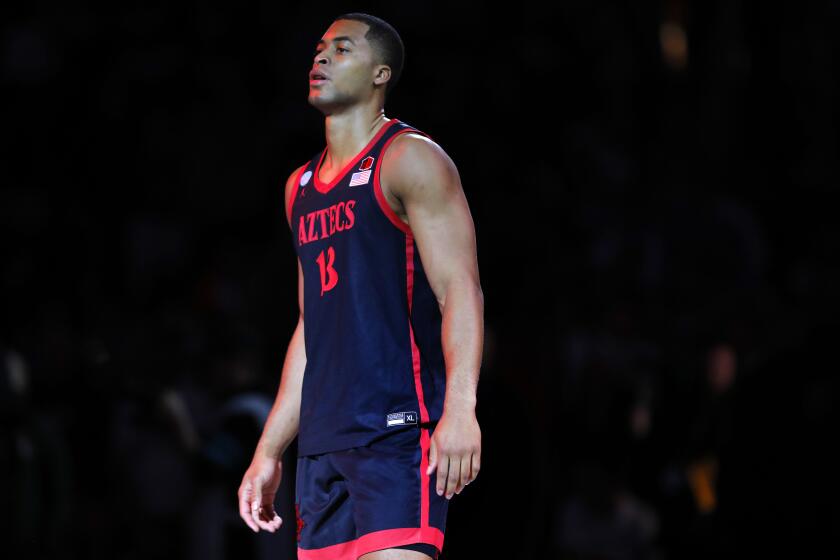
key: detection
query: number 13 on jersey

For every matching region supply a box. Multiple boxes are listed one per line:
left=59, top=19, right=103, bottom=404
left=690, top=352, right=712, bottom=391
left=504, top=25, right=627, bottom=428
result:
left=315, top=246, right=338, bottom=296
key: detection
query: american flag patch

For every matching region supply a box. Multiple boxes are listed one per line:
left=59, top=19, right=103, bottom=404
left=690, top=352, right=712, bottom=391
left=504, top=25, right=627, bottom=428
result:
left=349, top=168, right=372, bottom=187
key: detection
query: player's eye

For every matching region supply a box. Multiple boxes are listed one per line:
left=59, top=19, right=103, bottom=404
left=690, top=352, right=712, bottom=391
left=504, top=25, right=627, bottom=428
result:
left=313, top=47, right=348, bottom=56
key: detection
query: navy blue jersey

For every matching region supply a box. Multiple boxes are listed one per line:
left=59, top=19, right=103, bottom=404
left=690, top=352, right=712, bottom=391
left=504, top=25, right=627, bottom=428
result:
left=286, top=118, right=447, bottom=457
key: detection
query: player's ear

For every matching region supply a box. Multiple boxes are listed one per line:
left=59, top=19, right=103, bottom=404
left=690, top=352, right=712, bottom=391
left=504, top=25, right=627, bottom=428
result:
left=373, top=65, right=391, bottom=87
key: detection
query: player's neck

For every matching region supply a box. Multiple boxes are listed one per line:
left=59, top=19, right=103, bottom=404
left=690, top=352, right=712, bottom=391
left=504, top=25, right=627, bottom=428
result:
left=323, top=110, right=390, bottom=168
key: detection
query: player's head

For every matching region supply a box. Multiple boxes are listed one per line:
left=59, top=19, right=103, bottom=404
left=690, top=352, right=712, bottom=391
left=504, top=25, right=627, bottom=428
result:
left=308, top=13, right=404, bottom=114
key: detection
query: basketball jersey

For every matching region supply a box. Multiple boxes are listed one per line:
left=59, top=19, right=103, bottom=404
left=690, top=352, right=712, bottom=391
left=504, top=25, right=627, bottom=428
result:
left=286, top=118, right=447, bottom=457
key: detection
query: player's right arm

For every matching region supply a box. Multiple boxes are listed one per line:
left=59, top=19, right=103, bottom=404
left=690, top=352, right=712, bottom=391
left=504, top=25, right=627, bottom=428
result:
left=237, top=164, right=307, bottom=533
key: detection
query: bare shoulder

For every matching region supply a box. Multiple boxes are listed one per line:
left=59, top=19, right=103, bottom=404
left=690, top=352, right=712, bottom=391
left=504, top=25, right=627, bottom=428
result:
left=381, top=132, right=461, bottom=202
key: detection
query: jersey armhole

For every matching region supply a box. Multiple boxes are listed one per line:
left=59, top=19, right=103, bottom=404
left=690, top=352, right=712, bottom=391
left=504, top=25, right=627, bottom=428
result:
left=287, top=164, right=308, bottom=230
left=371, top=128, right=433, bottom=236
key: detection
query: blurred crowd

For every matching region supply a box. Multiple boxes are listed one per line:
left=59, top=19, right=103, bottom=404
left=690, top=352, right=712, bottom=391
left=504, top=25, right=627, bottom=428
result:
left=2, top=1, right=838, bottom=559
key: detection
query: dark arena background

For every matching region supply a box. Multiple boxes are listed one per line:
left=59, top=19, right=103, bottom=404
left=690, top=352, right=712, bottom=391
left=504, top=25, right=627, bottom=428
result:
left=2, top=1, right=838, bottom=558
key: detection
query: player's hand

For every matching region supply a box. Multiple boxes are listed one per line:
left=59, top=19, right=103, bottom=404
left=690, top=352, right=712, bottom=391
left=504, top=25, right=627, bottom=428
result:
left=426, top=407, right=481, bottom=499
left=238, top=453, right=284, bottom=533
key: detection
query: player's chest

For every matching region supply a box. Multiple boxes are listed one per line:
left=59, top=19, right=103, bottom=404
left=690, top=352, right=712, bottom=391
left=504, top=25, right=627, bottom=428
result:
left=291, top=171, right=374, bottom=249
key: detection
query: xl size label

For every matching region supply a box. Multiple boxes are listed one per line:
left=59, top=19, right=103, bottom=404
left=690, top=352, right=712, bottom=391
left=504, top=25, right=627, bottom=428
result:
left=386, top=411, right=418, bottom=427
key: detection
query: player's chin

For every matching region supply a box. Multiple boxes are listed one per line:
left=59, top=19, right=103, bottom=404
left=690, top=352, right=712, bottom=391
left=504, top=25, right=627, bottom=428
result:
left=307, top=93, right=329, bottom=106
left=308, top=81, right=332, bottom=94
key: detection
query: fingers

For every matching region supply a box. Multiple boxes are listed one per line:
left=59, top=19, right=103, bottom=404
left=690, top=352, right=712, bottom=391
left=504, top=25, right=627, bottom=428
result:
left=240, top=479, right=283, bottom=533
left=426, top=438, right=437, bottom=476
left=250, top=487, right=281, bottom=532
left=471, top=450, right=480, bottom=484
left=267, top=508, right=283, bottom=531
left=435, top=454, right=450, bottom=498
left=253, top=501, right=282, bottom=532
left=456, top=454, right=471, bottom=494
left=448, top=450, right=482, bottom=497
left=431, top=447, right=477, bottom=499
left=250, top=484, right=264, bottom=529
left=444, top=455, right=461, bottom=499
left=238, top=481, right=259, bottom=533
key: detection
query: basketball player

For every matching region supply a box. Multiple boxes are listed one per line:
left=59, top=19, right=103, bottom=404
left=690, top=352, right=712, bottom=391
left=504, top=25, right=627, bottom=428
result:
left=238, top=13, right=483, bottom=560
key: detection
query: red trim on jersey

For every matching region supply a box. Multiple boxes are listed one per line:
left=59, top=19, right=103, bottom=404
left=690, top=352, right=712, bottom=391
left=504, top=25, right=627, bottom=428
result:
left=420, top=425, right=433, bottom=528
left=312, top=118, right=400, bottom=194
left=406, top=234, right=433, bottom=528
left=406, top=234, right=431, bottom=426
left=287, top=164, right=307, bottom=228
left=297, top=526, right=444, bottom=560
left=372, top=127, right=434, bottom=234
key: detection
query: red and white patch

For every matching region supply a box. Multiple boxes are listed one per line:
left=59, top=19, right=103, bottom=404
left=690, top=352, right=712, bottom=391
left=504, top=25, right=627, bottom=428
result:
left=359, top=156, right=374, bottom=171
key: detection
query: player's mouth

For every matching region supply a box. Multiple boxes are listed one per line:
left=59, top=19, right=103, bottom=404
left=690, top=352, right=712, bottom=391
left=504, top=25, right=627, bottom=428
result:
left=310, top=71, right=330, bottom=85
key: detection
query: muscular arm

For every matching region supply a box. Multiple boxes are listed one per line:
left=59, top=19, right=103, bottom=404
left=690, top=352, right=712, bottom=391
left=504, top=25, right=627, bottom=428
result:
left=254, top=167, right=307, bottom=460
left=383, top=133, right=484, bottom=415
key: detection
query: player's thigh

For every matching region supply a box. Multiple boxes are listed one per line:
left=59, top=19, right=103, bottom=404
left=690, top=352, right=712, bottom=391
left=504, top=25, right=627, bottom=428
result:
left=358, top=548, right=434, bottom=560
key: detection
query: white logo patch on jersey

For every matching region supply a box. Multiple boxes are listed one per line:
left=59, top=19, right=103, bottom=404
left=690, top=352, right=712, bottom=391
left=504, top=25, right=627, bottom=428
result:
left=300, top=170, right=312, bottom=186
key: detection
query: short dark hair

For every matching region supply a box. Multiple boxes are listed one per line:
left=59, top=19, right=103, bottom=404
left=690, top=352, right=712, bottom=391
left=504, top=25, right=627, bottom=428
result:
left=334, top=12, right=404, bottom=99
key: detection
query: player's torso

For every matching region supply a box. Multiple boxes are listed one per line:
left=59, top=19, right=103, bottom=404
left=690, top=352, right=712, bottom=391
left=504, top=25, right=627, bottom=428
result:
left=287, top=118, right=447, bottom=457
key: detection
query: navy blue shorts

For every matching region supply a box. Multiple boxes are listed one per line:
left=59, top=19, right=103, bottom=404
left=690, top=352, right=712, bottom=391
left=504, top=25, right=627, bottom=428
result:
left=295, top=422, right=447, bottom=559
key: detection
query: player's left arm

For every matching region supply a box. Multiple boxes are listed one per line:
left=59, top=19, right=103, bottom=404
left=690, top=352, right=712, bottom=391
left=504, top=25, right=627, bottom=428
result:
left=382, top=133, right=484, bottom=499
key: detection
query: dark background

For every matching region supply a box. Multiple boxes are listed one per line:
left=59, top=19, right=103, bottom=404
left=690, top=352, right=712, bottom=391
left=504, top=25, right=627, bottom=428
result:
left=2, top=1, right=838, bottom=558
